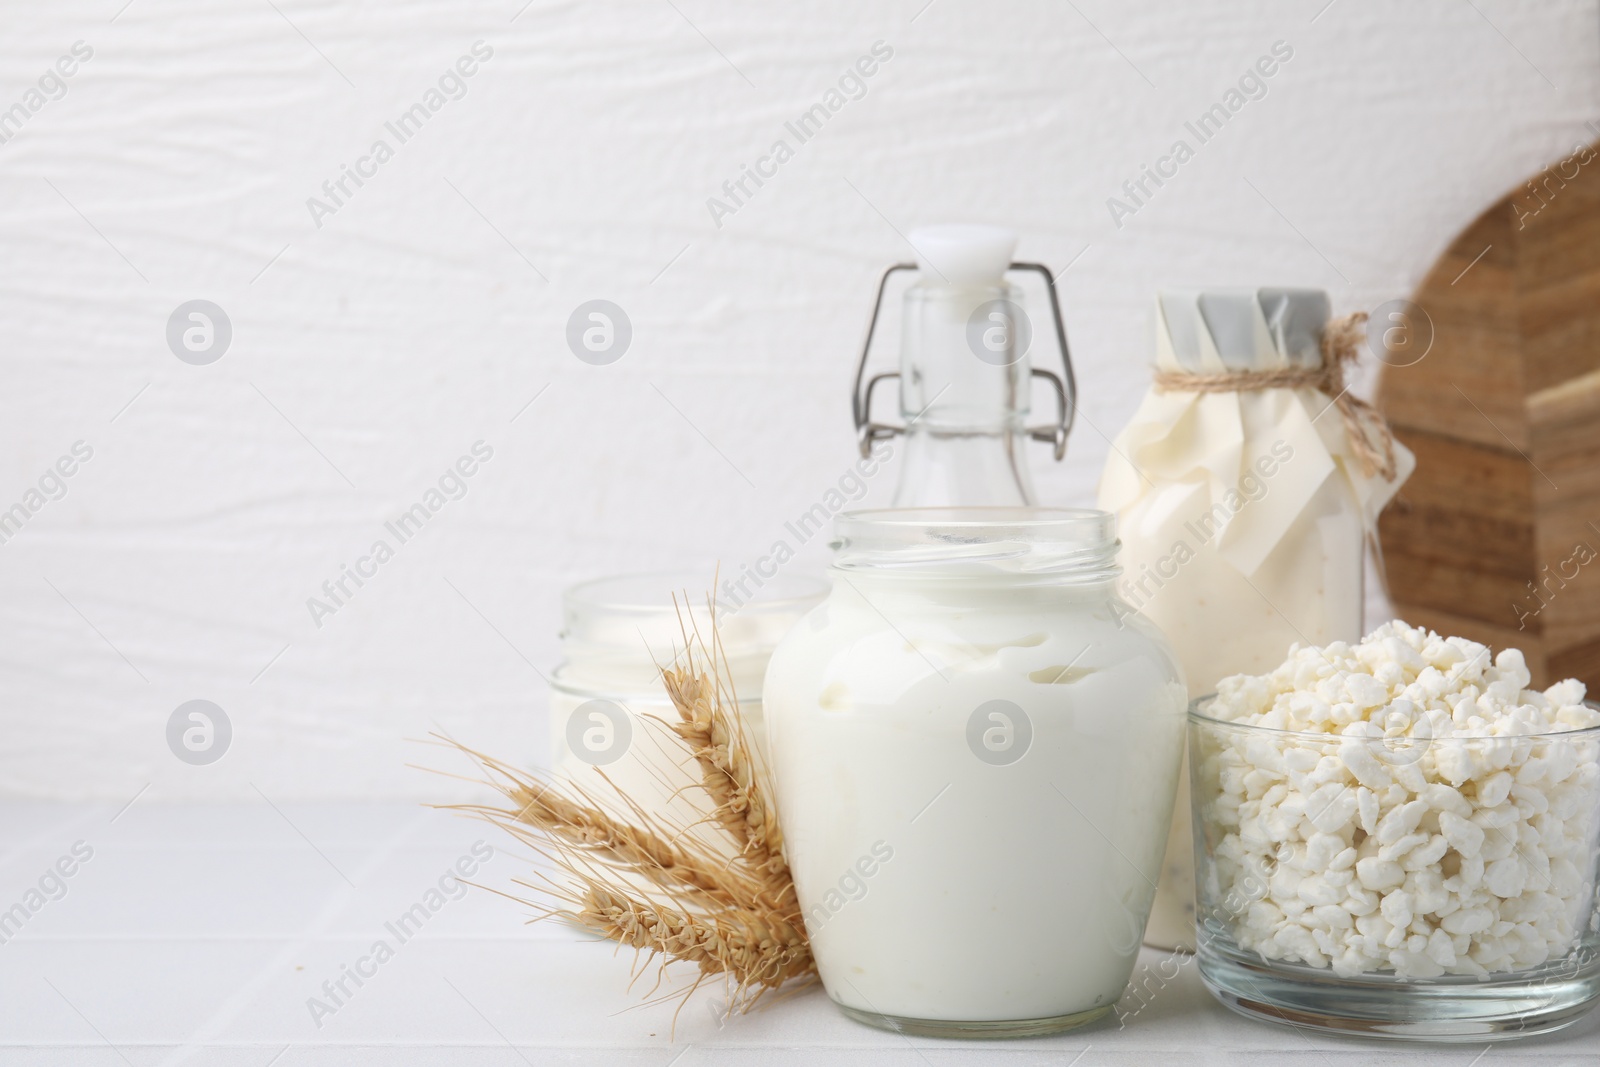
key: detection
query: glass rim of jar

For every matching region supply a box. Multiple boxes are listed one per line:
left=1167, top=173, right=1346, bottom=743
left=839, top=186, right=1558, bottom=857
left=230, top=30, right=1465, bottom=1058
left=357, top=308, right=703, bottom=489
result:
left=829, top=506, right=1121, bottom=580
left=564, top=570, right=826, bottom=619
left=546, top=669, right=770, bottom=703
left=1189, top=693, right=1600, bottom=744
left=559, top=569, right=828, bottom=657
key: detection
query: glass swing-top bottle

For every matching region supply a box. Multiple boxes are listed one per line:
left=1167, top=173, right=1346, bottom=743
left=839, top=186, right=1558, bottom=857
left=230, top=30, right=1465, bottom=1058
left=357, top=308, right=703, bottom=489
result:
left=851, top=224, right=1078, bottom=504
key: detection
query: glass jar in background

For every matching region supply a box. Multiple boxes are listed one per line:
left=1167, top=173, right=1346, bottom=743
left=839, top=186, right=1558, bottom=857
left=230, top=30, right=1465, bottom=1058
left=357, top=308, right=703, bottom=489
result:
left=1099, top=289, right=1415, bottom=950
left=548, top=571, right=825, bottom=827
left=763, top=508, right=1187, bottom=1037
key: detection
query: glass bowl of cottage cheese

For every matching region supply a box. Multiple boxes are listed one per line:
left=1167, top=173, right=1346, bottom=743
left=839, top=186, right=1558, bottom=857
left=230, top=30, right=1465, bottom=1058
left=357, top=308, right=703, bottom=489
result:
left=1188, top=621, right=1600, bottom=1040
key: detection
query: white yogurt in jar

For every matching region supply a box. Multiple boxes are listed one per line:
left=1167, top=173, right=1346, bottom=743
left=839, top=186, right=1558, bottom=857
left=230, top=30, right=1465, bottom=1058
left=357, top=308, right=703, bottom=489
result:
left=763, top=509, right=1187, bottom=1033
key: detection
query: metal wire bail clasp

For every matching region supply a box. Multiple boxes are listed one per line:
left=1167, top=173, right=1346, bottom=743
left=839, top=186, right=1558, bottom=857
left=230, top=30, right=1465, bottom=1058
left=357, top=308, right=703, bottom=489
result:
left=850, top=262, right=1078, bottom=460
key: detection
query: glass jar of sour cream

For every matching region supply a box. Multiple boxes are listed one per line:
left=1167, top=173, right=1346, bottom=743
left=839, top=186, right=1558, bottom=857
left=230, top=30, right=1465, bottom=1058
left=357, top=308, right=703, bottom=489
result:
left=763, top=508, right=1188, bottom=1037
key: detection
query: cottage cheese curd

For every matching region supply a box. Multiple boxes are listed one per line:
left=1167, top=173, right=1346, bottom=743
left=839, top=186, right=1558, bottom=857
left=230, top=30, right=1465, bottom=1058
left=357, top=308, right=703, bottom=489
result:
left=1193, top=622, right=1600, bottom=979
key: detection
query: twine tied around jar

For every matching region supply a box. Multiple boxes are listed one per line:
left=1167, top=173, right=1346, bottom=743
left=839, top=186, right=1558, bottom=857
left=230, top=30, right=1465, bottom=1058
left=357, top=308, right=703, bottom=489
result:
left=1151, top=311, right=1399, bottom=481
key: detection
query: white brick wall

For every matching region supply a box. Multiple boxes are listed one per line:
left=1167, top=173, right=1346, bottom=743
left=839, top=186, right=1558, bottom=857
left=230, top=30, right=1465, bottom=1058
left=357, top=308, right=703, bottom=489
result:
left=1, top=0, right=1595, bottom=799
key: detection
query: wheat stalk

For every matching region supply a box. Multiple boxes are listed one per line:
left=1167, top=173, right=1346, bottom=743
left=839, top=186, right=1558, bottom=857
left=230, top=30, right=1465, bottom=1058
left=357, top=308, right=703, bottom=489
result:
left=660, top=601, right=796, bottom=910
left=433, top=587, right=815, bottom=1020
left=581, top=886, right=811, bottom=989
left=453, top=760, right=746, bottom=907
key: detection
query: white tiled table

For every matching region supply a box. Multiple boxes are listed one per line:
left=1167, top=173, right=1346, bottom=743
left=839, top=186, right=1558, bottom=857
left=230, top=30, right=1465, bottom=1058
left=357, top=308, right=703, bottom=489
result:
left=1, top=802, right=1595, bottom=1065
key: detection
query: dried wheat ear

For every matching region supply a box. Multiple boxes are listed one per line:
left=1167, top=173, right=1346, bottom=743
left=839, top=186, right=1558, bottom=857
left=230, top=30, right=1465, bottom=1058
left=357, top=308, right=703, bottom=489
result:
left=434, top=601, right=815, bottom=1019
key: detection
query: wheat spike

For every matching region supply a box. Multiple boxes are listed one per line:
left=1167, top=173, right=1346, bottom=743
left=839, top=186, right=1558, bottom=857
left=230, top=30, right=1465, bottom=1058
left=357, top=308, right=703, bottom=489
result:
left=660, top=662, right=795, bottom=909
left=579, top=886, right=811, bottom=990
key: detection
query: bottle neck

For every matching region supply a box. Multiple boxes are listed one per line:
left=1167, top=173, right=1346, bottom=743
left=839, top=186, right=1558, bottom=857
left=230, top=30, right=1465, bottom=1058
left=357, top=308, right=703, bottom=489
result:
left=894, top=426, right=1035, bottom=507
left=894, top=279, right=1035, bottom=507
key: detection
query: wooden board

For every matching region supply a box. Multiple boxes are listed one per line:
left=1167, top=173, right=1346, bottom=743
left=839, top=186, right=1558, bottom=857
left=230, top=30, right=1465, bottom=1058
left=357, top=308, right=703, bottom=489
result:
left=1376, top=138, right=1600, bottom=691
